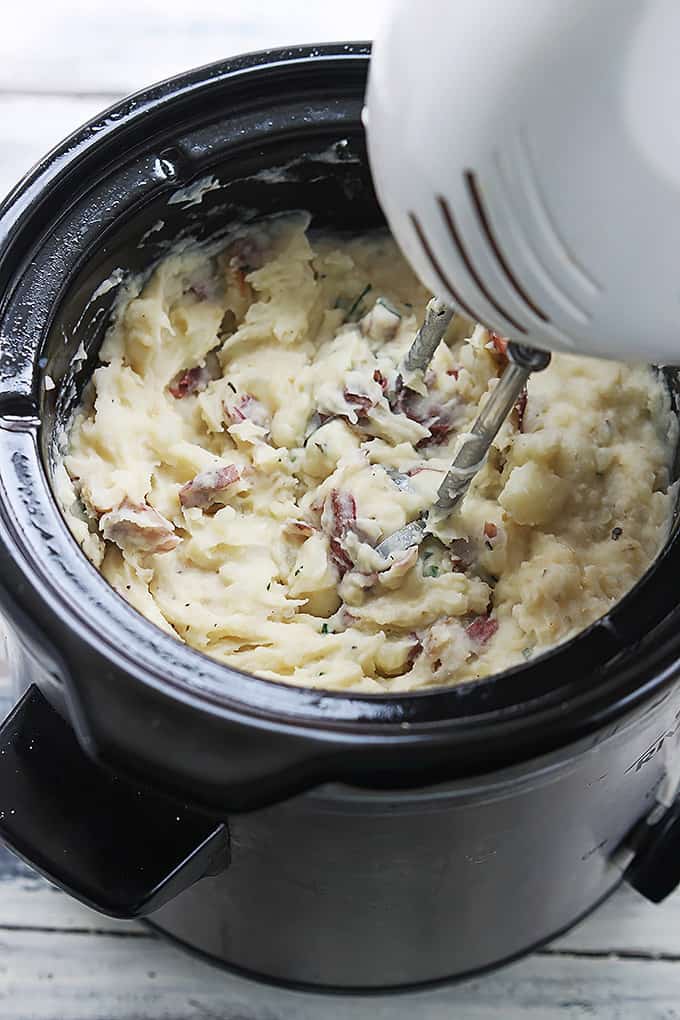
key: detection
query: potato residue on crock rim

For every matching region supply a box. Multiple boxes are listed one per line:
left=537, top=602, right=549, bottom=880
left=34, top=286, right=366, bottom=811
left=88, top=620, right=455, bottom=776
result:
left=58, top=213, right=676, bottom=692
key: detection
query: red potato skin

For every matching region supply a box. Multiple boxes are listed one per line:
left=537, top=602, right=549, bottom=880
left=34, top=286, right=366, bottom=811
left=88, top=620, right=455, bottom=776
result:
left=168, top=365, right=211, bottom=399
left=390, top=375, right=456, bottom=447
left=179, top=465, right=242, bottom=510
left=224, top=394, right=270, bottom=429
left=322, top=489, right=357, bottom=576
left=466, top=615, right=499, bottom=646
left=343, top=390, right=376, bottom=417
left=101, top=500, right=180, bottom=554
left=488, top=332, right=509, bottom=361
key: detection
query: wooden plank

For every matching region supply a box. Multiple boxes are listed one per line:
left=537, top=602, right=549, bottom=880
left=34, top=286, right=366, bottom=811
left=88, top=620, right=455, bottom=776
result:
left=0, top=928, right=679, bottom=1020
left=551, top=884, right=680, bottom=958
left=0, top=2, right=383, bottom=96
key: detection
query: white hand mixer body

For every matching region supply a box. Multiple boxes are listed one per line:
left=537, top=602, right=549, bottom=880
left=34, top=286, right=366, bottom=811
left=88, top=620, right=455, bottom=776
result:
left=366, top=0, right=680, bottom=365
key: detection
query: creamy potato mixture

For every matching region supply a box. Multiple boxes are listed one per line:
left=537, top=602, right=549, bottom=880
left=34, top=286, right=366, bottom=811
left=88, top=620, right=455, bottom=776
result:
left=61, top=214, right=676, bottom=692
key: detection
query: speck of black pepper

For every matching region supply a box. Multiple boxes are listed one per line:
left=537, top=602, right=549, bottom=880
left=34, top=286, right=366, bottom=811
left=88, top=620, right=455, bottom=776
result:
left=126, top=585, right=131, bottom=590
left=185, top=625, right=190, bottom=631
left=485, top=541, right=493, bottom=550
left=611, top=527, right=623, bottom=540
left=266, top=582, right=271, bottom=591
left=228, top=381, right=237, bottom=393
left=185, top=603, right=190, bottom=607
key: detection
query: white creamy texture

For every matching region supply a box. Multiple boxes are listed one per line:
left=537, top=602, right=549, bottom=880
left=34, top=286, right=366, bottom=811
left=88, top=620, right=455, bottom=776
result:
left=62, top=214, right=676, bottom=692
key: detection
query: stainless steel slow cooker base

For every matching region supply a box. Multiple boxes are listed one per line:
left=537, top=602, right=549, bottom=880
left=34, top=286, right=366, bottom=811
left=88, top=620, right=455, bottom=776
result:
left=143, top=688, right=680, bottom=990
left=0, top=45, right=680, bottom=991
left=144, top=893, right=616, bottom=993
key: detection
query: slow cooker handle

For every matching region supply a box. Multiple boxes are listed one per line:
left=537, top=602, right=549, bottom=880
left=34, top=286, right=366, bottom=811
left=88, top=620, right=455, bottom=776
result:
left=625, top=799, right=680, bottom=903
left=0, top=686, right=228, bottom=918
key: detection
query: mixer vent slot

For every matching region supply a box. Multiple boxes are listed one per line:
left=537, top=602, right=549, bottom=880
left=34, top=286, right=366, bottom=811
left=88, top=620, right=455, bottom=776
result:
left=437, top=196, right=526, bottom=335
left=517, top=127, right=601, bottom=297
left=491, top=145, right=590, bottom=327
left=408, top=211, right=487, bottom=326
left=465, top=170, right=550, bottom=324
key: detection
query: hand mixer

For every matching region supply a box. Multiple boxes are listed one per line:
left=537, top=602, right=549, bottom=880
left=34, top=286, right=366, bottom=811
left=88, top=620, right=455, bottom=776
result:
left=365, top=0, right=680, bottom=557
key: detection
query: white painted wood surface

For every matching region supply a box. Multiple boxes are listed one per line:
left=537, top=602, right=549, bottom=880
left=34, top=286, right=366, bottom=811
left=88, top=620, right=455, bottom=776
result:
left=1, top=2, right=680, bottom=1017
left=0, top=2, right=385, bottom=96
left=0, top=96, right=110, bottom=199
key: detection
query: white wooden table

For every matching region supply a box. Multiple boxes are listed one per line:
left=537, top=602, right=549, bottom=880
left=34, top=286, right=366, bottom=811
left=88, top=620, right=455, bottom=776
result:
left=1, top=4, right=679, bottom=1016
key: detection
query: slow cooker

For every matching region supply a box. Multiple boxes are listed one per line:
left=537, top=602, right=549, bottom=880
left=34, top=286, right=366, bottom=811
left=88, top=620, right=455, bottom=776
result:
left=0, top=43, right=679, bottom=992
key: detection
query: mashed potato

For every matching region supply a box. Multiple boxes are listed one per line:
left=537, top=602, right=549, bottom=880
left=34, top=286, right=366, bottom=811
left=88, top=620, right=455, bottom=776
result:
left=60, top=213, right=676, bottom=692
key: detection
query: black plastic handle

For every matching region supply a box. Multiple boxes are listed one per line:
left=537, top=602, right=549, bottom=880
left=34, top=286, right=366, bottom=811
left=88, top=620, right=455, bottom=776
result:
left=626, top=798, right=680, bottom=904
left=0, top=686, right=228, bottom=918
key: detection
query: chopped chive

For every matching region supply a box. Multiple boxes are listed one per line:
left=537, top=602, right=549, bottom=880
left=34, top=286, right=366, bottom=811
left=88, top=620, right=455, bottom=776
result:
left=346, top=283, right=372, bottom=321
left=321, top=623, right=329, bottom=635
left=424, top=564, right=439, bottom=577
left=375, top=296, right=401, bottom=316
